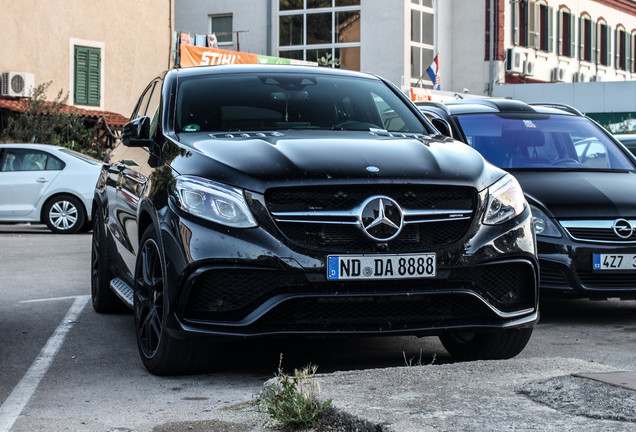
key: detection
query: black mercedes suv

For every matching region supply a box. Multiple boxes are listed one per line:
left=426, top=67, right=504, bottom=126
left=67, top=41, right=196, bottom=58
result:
left=91, top=65, right=538, bottom=374
left=418, top=98, right=636, bottom=301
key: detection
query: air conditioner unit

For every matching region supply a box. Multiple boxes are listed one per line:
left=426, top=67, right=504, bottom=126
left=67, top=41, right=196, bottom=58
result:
left=590, top=75, right=603, bottom=82
left=552, top=67, right=566, bottom=82
left=506, top=48, right=524, bottom=74
left=524, top=60, right=536, bottom=76
left=577, top=71, right=588, bottom=82
left=1, top=72, right=35, bottom=97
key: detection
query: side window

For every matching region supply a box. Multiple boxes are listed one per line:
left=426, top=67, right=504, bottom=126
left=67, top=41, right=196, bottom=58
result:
left=131, top=80, right=157, bottom=120
left=46, top=155, right=65, bottom=170
left=146, top=81, right=162, bottom=136
left=0, top=149, right=63, bottom=172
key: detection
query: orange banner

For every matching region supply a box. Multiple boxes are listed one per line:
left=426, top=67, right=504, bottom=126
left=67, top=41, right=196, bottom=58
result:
left=180, top=45, right=258, bottom=68
left=409, top=87, right=431, bottom=102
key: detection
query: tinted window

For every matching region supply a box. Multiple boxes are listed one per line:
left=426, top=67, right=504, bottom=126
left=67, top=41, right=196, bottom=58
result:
left=175, top=72, right=428, bottom=134
left=0, top=148, right=65, bottom=172
left=455, top=113, right=634, bottom=170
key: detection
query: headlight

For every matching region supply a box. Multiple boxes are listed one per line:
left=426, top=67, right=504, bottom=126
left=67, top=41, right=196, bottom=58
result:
left=174, top=176, right=257, bottom=228
left=483, top=174, right=526, bottom=225
left=530, top=205, right=561, bottom=237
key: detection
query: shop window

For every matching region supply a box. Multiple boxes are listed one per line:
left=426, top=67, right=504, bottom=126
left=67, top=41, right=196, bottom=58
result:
left=278, top=0, right=361, bottom=70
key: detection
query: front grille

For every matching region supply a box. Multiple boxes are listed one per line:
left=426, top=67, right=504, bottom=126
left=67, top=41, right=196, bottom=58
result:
left=265, top=185, right=477, bottom=252
left=276, top=219, right=471, bottom=252
left=578, top=270, right=636, bottom=289
left=561, top=220, right=636, bottom=243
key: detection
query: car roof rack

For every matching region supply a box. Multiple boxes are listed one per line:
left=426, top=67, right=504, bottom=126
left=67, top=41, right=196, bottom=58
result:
left=529, top=103, right=584, bottom=117
left=415, top=100, right=451, bottom=114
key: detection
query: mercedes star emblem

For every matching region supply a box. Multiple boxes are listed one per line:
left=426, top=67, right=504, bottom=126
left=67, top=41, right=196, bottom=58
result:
left=358, top=196, right=404, bottom=241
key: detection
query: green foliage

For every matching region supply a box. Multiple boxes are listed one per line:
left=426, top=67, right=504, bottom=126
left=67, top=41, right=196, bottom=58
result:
left=318, top=52, right=341, bottom=68
left=2, top=81, right=108, bottom=160
left=260, top=356, right=332, bottom=431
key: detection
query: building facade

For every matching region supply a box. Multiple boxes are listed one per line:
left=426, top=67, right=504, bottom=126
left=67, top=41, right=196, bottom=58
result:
left=175, top=0, right=636, bottom=97
left=1, top=0, right=174, bottom=117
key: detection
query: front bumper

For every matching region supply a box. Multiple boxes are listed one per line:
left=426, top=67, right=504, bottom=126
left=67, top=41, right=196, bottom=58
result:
left=538, top=236, right=636, bottom=299
left=160, top=205, right=539, bottom=338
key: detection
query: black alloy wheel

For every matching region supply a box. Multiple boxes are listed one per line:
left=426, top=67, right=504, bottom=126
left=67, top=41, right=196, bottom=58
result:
left=134, top=225, right=207, bottom=375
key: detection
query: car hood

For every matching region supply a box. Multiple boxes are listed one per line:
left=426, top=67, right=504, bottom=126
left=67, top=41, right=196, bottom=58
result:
left=170, top=131, right=501, bottom=192
left=512, top=170, right=636, bottom=218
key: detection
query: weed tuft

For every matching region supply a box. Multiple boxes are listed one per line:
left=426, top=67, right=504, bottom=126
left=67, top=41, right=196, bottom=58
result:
left=259, top=355, right=332, bottom=431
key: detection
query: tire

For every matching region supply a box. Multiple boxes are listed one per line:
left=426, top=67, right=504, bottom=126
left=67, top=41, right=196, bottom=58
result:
left=134, top=225, right=207, bottom=375
left=439, top=327, right=533, bottom=361
left=43, top=195, right=85, bottom=234
left=91, top=210, right=127, bottom=313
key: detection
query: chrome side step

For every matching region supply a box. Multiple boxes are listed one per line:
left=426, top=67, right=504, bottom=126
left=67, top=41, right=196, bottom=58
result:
left=110, top=278, right=134, bottom=308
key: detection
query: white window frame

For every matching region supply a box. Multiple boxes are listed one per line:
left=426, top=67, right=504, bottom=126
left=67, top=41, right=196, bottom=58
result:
left=277, top=0, right=361, bottom=66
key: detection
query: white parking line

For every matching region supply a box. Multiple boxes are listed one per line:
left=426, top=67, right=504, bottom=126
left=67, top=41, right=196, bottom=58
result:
left=0, top=295, right=90, bottom=432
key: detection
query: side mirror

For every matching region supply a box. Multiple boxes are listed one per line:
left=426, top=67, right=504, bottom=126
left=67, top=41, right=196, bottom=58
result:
left=122, top=116, right=154, bottom=147
left=431, top=118, right=453, bottom=138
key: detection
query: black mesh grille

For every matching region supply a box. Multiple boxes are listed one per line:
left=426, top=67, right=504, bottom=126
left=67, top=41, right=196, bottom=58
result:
left=538, top=261, right=570, bottom=287
left=182, top=261, right=536, bottom=324
left=266, top=185, right=476, bottom=213
left=276, top=219, right=471, bottom=252
left=265, top=185, right=477, bottom=252
left=186, top=270, right=308, bottom=315
left=451, top=261, right=536, bottom=313
left=259, top=294, right=494, bottom=331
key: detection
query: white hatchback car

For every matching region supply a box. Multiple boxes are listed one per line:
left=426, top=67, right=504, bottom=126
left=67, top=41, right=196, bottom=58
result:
left=0, top=143, right=102, bottom=233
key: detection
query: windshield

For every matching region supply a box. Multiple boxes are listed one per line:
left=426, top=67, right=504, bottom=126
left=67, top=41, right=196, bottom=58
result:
left=455, top=113, right=634, bottom=170
left=175, top=72, right=428, bottom=134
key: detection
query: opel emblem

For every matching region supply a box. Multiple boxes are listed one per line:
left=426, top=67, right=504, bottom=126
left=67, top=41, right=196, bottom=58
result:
left=358, top=196, right=404, bottom=241
left=612, top=219, right=633, bottom=239
left=366, top=166, right=380, bottom=173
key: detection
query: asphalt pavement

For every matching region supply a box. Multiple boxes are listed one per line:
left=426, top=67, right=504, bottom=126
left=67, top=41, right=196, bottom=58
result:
left=2, top=224, right=636, bottom=432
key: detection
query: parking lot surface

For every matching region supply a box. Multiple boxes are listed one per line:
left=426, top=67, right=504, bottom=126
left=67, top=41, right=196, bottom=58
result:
left=1, top=224, right=635, bottom=431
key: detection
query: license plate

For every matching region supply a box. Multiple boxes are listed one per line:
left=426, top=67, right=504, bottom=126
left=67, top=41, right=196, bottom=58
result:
left=593, top=253, right=636, bottom=271
left=327, top=253, right=436, bottom=280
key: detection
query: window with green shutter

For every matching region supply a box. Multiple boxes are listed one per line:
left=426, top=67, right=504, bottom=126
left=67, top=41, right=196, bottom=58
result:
left=74, top=46, right=101, bottom=106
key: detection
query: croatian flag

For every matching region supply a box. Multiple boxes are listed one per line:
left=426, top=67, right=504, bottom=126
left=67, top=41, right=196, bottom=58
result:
left=426, top=54, right=440, bottom=90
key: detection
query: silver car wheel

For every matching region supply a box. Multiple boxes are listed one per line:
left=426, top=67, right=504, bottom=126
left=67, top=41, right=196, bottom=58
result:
left=49, top=200, right=79, bottom=230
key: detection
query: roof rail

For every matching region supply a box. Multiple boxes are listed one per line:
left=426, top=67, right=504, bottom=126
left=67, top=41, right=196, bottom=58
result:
left=529, top=103, right=584, bottom=116
left=415, top=100, right=450, bottom=114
